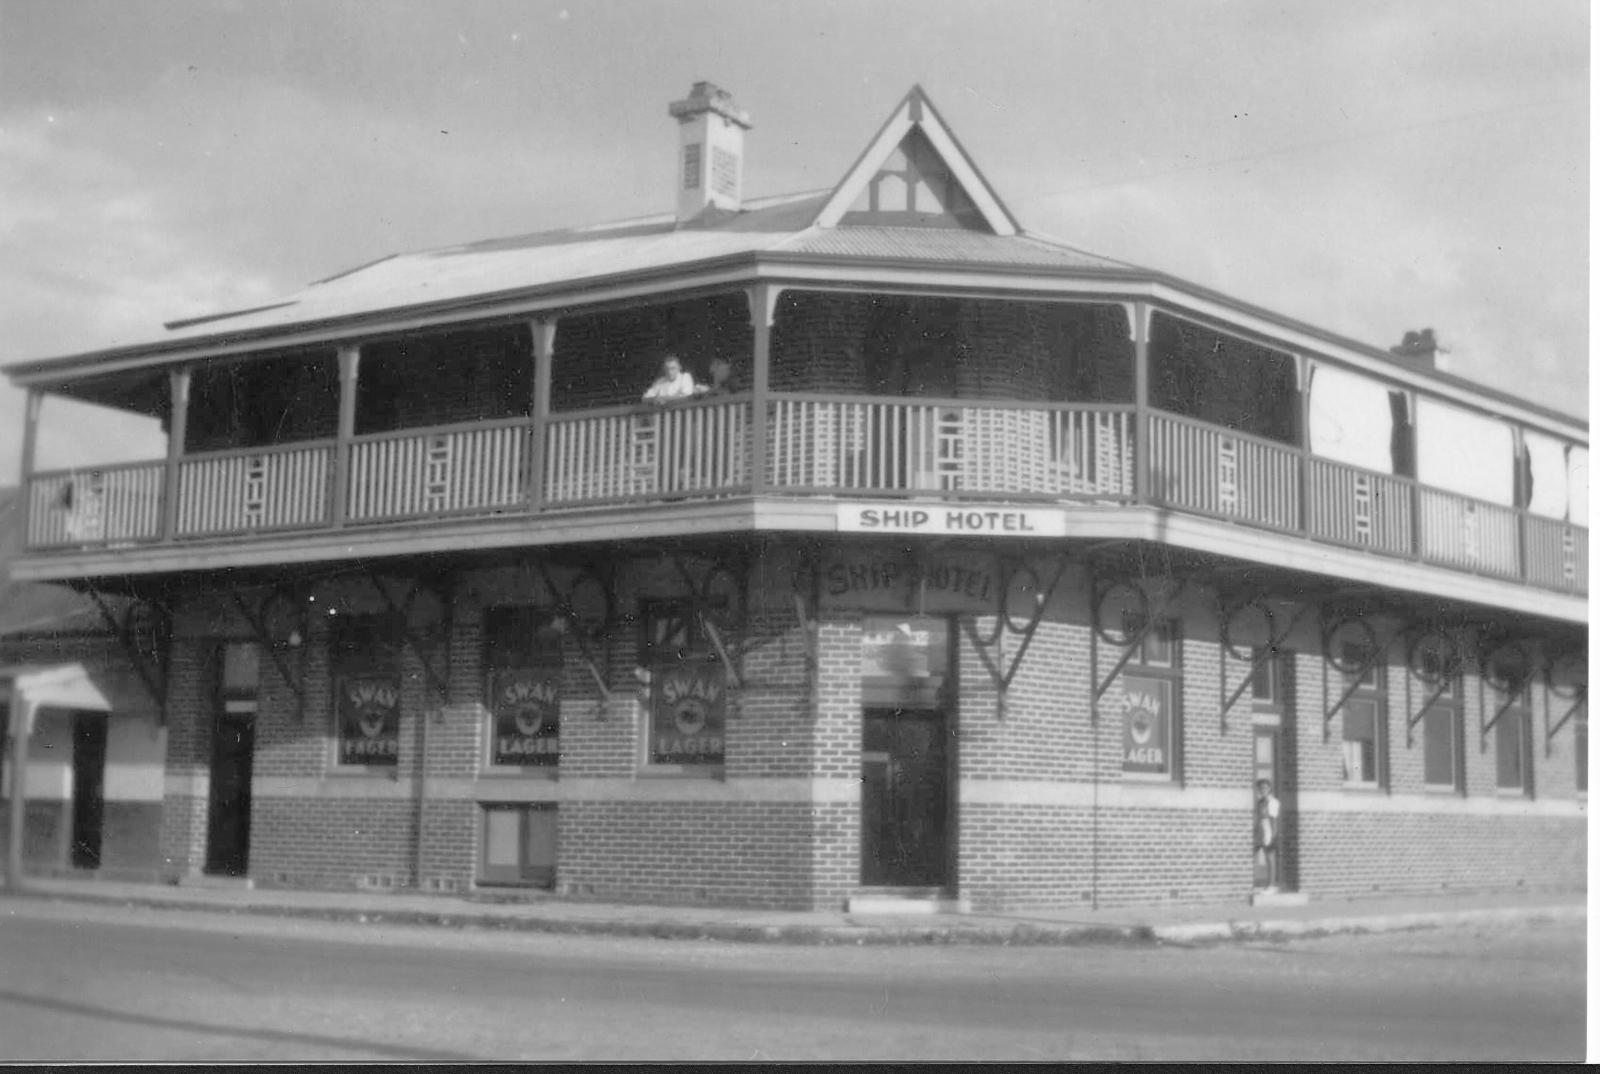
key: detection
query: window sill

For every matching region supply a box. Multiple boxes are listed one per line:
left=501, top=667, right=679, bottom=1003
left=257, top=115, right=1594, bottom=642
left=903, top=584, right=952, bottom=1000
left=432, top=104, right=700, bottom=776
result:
left=1494, top=786, right=1533, bottom=799
left=479, top=767, right=559, bottom=779
left=325, top=766, right=400, bottom=778
left=1422, top=783, right=1463, bottom=795
left=1120, top=770, right=1179, bottom=785
left=637, top=766, right=725, bottom=780
left=1341, top=781, right=1385, bottom=793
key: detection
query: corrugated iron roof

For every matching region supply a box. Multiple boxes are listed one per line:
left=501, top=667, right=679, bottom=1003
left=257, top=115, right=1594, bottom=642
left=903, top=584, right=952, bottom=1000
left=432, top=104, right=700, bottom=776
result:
left=775, top=226, right=1137, bottom=270
left=30, top=191, right=1146, bottom=359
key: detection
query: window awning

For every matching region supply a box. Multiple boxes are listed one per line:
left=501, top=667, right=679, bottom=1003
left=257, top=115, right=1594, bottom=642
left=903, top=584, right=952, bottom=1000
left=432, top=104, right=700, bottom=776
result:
left=1, top=664, right=114, bottom=733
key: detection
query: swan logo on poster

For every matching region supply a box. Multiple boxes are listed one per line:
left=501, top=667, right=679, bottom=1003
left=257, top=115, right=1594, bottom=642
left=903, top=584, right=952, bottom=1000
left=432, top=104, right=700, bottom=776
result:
left=1120, top=674, right=1170, bottom=773
left=339, top=675, right=400, bottom=765
left=492, top=670, right=560, bottom=766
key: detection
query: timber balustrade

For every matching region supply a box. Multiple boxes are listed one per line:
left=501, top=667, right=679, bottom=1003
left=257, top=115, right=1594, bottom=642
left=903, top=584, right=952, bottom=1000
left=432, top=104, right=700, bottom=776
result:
left=20, top=394, right=1587, bottom=595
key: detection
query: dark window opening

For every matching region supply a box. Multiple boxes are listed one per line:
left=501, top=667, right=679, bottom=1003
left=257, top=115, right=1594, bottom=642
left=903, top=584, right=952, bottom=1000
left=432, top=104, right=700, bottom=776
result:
left=1150, top=313, right=1299, bottom=445
left=552, top=293, right=752, bottom=411
left=186, top=350, right=339, bottom=452
left=357, top=324, right=532, bottom=435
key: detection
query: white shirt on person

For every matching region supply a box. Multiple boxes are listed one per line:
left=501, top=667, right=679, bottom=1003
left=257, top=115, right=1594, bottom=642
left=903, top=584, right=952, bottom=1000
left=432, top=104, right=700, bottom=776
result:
left=643, top=370, right=699, bottom=402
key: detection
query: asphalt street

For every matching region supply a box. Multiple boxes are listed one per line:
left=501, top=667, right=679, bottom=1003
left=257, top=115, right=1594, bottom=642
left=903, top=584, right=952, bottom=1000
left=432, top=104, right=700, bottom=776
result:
left=0, top=898, right=1585, bottom=1062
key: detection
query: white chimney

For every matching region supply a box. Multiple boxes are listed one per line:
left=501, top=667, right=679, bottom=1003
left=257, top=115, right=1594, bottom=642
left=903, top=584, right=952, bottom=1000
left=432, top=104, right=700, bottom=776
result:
left=668, top=82, right=751, bottom=225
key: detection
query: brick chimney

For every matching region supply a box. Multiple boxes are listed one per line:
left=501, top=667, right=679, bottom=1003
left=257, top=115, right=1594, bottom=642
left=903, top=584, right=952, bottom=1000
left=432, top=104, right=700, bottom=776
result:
left=668, top=82, right=751, bottom=225
left=1389, top=327, right=1448, bottom=372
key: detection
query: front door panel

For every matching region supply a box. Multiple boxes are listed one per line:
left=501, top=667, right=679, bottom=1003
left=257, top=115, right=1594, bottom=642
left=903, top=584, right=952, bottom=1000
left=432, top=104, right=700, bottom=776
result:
left=861, top=707, right=948, bottom=887
left=70, top=715, right=107, bottom=870
left=206, top=714, right=255, bottom=876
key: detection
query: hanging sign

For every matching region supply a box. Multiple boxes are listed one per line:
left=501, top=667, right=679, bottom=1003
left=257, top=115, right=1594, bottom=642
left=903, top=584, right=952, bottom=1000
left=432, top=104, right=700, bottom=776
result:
left=490, top=668, right=560, bottom=766
left=1120, top=673, right=1173, bottom=775
left=649, top=661, right=726, bottom=765
left=819, top=551, right=1003, bottom=614
left=337, top=674, right=400, bottom=766
left=837, top=503, right=1067, bottom=537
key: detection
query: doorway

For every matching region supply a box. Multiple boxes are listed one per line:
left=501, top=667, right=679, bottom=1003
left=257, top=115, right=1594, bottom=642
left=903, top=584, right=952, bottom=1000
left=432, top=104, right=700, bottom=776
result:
left=205, top=712, right=255, bottom=876
left=1252, top=724, right=1283, bottom=891
left=70, top=715, right=107, bottom=870
left=861, top=706, right=949, bottom=887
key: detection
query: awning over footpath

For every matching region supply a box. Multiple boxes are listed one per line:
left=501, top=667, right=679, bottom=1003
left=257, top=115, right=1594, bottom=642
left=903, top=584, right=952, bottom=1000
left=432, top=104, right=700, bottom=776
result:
left=2, top=663, right=114, bottom=735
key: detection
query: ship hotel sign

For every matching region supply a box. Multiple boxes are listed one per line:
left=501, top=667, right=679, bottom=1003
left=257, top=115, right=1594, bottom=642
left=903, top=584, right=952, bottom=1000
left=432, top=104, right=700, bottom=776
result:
left=838, top=503, right=1068, bottom=537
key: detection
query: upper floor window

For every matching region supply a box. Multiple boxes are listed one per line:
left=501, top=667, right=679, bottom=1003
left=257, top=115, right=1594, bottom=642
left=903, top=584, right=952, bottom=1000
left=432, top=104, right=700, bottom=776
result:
left=1338, top=642, right=1386, bottom=789
left=640, top=600, right=725, bottom=771
left=483, top=607, right=563, bottom=769
left=1120, top=619, right=1181, bottom=779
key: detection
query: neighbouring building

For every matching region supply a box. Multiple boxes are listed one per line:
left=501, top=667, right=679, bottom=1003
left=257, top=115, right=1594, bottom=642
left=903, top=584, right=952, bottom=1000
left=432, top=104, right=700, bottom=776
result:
left=1, top=84, right=1585, bottom=911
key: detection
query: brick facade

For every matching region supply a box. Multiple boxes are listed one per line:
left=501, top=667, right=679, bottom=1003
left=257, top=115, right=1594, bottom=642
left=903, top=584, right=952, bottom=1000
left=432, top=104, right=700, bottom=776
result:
left=127, top=537, right=1585, bottom=910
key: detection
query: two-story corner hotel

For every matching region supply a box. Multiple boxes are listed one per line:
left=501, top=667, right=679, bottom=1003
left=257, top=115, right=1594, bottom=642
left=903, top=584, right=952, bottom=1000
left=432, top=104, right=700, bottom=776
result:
left=2, top=84, right=1586, bottom=911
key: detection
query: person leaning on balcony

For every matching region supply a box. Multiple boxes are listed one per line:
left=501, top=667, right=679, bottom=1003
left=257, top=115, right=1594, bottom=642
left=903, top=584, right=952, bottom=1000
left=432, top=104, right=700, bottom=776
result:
left=643, top=354, right=699, bottom=404
left=695, top=357, right=732, bottom=397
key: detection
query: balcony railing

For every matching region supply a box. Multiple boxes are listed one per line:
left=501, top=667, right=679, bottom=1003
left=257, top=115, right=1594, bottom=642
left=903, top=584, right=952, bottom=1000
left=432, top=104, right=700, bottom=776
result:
left=21, top=394, right=1588, bottom=596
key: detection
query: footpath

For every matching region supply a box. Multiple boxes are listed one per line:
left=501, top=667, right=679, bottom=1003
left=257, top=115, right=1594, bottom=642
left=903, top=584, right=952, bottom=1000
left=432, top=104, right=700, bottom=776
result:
left=0, top=874, right=1584, bottom=946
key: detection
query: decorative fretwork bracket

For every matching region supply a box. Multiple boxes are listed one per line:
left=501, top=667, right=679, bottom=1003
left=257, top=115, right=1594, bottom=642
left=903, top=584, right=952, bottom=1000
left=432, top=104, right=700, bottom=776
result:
left=533, top=560, right=614, bottom=712
left=1216, top=596, right=1316, bottom=732
left=1089, top=572, right=1189, bottom=705
left=1544, top=649, right=1587, bottom=757
left=1402, top=624, right=1464, bottom=747
left=362, top=572, right=454, bottom=704
left=1319, top=610, right=1386, bottom=741
left=1478, top=637, right=1534, bottom=743
left=229, top=583, right=311, bottom=721
left=86, top=586, right=171, bottom=722
left=667, top=551, right=750, bottom=698
left=962, top=554, right=1069, bottom=720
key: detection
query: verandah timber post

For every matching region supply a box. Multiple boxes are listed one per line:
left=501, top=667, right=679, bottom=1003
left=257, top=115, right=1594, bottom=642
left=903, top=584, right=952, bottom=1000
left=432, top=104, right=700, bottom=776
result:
left=748, top=284, right=779, bottom=495
left=160, top=368, right=191, bottom=541
left=529, top=318, right=556, bottom=512
left=18, top=389, right=40, bottom=549
left=1130, top=301, right=1152, bottom=505
left=331, top=344, right=361, bottom=527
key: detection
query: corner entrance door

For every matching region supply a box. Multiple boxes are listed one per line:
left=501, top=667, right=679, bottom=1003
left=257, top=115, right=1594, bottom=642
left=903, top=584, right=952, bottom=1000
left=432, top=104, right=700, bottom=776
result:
left=861, top=707, right=948, bottom=887
left=1252, top=725, right=1282, bottom=891
left=205, top=712, right=254, bottom=876
left=70, top=715, right=107, bottom=869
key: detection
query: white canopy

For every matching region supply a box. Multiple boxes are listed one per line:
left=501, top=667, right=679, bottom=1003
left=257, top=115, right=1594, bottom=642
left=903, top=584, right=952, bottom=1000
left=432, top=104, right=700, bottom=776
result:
left=2, top=663, right=113, bottom=739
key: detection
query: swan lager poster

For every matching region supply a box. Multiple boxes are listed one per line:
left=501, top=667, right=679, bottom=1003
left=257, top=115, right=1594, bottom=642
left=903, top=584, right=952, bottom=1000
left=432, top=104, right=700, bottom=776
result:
left=649, top=661, right=726, bottom=766
left=490, top=668, right=560, bottom=766
left=337, top=674, right=400, bottom=766
left=1120, top=673, right=1172, bottom=775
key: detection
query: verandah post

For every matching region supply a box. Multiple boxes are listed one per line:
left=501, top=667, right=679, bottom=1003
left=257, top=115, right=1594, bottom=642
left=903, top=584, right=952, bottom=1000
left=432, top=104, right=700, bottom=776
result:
left=331, top=344, right=361, bottom=527
left=529, top=318, right=556, bottom=512
left=160, top=369, right=190, bottom=541
left=748, top=284, right=779, bottom=495
left=18, top=389, right=40, bottom=549
left=1131, top=301, right=1152, bottom=505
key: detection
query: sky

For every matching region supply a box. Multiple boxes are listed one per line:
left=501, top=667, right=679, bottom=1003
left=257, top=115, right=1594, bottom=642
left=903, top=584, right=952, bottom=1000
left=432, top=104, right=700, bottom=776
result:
left=0, top=0, right=1589, bottom=481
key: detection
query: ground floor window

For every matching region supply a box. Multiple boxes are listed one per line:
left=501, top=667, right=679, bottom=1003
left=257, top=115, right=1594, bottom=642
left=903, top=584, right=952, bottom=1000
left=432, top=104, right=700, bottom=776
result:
left=1577, top=717, right=1588, bottom=794
left=1421, top=703, right=1461, bottom=790
left=480, top=803, right=556, bottom=887
left=1494, top=697, right=1532, bottom=795
left=1342, top=698, right=1382, bottom=787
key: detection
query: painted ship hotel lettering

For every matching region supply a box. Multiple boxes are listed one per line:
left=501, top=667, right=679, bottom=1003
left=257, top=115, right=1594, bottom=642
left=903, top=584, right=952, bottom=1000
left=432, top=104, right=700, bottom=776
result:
left=1, top=82, right=1584, bottom=912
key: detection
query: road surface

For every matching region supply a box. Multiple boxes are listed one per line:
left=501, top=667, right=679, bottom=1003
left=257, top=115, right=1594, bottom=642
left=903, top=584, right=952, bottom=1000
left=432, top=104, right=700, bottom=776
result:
left=0, top=897, right=1584, bottom=1062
